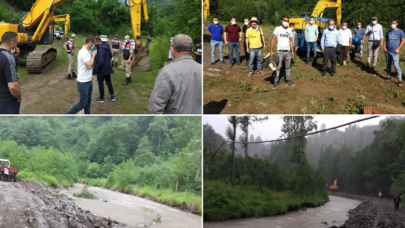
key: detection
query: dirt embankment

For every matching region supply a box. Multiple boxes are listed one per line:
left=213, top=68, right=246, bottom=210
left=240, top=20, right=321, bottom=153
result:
left=0, top=180, right=127, bottom=228
left=328, top=191, right=405, bottom=228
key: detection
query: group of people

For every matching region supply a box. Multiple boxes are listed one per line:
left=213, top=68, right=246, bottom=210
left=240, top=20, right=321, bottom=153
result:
left=379, top=192, right=402, bottom=211
left=207, top=15, right=405, bottom=88
left=0, top=32, right=201, bottom=114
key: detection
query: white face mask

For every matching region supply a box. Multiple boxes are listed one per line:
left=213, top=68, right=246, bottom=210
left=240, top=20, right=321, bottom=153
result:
left=372, top=21, right=377, bottom=25
left=282, top=22, right=289, bottom=27
left=252, top=24, right=257, bottom=28
left=391, top=24, right=397, bottom=29
left=358, top=25, right=361, bottom=28
left=329, top=26, right=334, bottom=30
left=310, top=20, right=314, bottom=24
left=231, top=21, right=236, bottom=25
left=214, top=21, right=219, bottom=24
left=342, top=26, right=347, bottom=29
left=290, top=27, right=294, bottom=30
left=244, top=22, right=249, bottom=25
left=10, top=43, right=15, bottom=54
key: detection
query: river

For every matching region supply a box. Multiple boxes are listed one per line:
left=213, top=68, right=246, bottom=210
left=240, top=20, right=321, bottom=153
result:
left=204, top=195, right=360, bottom=228
left=61, top=183, right=201, bottom=228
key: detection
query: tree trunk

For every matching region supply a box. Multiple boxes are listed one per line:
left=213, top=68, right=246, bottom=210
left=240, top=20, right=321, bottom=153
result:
left=158, top=130, right=161, bottom=156
left=244, top=143, right=247, bottom=175
left=194, top=156, right=201, bottom=193
left=205, top=142, right=210, bottom=181
left=175, top=177, right=179, bottom=193
left=231, top=125, right=236, bottom=186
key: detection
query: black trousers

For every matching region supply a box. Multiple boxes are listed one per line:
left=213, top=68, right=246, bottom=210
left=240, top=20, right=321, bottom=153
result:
left=0, top=100, right=20, bottom=114
left=97, top=75, right=114, bottom=99
left=395, top=203, right=399, bottom=210
left=323, top=47, right=337, bottom=72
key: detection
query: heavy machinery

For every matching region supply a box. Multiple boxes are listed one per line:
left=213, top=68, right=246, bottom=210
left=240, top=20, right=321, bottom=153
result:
left=329, top=179, right=338, bottom=190
left=0, top=0, right=70, bottom=74
left=124, top=0, right=152, bottom=72
left=52, top=14, right=70, bottom=39
left=204, top=0, right=210, bottom=22
left=52, top=25, right=64, bottom=39
left=0, top=159, right=18, bottom=182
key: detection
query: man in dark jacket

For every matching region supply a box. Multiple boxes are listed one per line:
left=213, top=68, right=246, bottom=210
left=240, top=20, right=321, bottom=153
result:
left=394, top=195, right=401, bottom=211
left=93, top=37, right=116, bottom=103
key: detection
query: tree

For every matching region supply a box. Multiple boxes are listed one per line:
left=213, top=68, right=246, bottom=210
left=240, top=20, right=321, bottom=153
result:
left=238, top=116, right=251, bottom=175
left=134, top=136, right=156, bottom=167
left=225, top=116, right=238, bottom=186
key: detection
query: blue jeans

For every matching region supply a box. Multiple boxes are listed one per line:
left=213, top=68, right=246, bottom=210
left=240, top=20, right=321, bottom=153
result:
left=66, top=81, right=93, bottom=114
left=228, top=42, right=240, bottom=64
left=356, top=44, right=364, bottom=58
left=386, top=52, right=402, bottom=79
left=97, top=75, right=114, bottom=99
left=210, top=40, right=223, bottom=63
left=306, top=42, right=317, bottom=62
left=0, top=100, right=20, bottom=114
left=248, top=48, right=262, bottom=73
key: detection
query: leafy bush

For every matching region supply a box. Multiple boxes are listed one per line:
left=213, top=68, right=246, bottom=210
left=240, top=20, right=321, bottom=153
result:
left=73, top=185, right=98, bottom=199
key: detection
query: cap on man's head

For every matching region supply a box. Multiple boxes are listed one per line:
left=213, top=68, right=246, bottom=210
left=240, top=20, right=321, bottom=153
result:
left=250, top=17, right=259, bottom=24
left=125, top=35, right=130, bottom=39
left=71, top=34, right=76, bottom=38
left=115, top=34, right=118, bottom=37
left=372, top=16, right=378, bottom=20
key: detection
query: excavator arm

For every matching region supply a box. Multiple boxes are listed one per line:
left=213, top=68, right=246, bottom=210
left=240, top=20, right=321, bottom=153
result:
left=204, top=0, right=210, bottom=22
left=311, top=0, right=342, bottom=29
left=126, top=0, right=150, bottom=45
left=52, top=14, right=70, bottom=36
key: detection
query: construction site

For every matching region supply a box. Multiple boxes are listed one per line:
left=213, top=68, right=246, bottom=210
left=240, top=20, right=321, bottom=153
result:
left=203, top=0, right=405, bottom=114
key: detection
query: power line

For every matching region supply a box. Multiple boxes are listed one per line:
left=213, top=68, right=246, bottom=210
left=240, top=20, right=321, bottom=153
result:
left=205, top=116, right=380, bottom=162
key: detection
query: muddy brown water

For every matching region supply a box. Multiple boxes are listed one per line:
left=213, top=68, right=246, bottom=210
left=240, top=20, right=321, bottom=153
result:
left=62, top=183, right=201, bottom=228
left=204, top=195, right=360, bottom=228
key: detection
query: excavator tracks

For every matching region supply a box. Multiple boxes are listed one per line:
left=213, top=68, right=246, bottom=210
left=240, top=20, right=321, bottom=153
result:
left=26, top=47, right=57, bottom=74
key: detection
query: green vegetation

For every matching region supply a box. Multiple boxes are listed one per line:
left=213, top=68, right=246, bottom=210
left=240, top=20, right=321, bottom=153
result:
left=204, top=116, right=328, bottom=221
left=73, top=185, right=98, bottom=199
left=209, top=0, right=405, bottom=28
left=0, top=116, right=202, bottom=213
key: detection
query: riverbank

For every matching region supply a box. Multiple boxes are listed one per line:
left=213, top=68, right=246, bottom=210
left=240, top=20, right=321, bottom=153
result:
left=204, top=181, right=329, bottom=221
left=79, top=178, right=201, bottom=215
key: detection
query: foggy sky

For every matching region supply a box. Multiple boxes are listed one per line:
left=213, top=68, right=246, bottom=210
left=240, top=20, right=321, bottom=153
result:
left=204, top=115, right=385, bottom=140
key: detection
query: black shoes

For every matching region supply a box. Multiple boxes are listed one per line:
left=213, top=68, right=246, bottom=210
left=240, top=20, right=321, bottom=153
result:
left=331, top=72, right=335, bottom=77
left=122, top=77, right=132, bottom=85
left=111, top=61, right=114, bottom=67
left=322, top=71, right=326, bottom=76
left=67, top=74, right=74, bottom=80
left=286, top=80, right=295, bottom=86
left=115, top=62, right=118, bottom=67
left=72, top=72, right=77, bottom=78
left=273, top=82, right=279, bottom=90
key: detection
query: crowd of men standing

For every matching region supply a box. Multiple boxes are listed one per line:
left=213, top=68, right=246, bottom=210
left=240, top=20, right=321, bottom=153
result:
left=207, top=15, right=405, bottom=88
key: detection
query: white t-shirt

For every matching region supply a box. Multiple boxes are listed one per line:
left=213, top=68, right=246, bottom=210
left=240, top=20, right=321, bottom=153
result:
left=77, top=46, right=93, bottom=82
left=273, top=26, right=292, bottom=51
left=339, top=29, right=352, bottom=46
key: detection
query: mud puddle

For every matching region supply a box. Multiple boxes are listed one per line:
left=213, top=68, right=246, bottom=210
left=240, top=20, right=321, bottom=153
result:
left=204, top=195, right=360, bottom=228
left=62, top=183, right=201, bottom=228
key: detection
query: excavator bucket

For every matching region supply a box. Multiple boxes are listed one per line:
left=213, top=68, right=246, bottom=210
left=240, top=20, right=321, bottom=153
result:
left=131, top=46, right=151, bottom=72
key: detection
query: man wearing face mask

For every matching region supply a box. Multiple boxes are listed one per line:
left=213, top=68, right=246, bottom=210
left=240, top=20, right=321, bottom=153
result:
left=270, top=15, right=294, bottom=89
left=246, top=17, right=266, bottom=77
left=65, top=34, right=77, bottom=80
left=121, top=35, right=134, bottom=85
left=321, top=20, right=341, bottom=76
left=353, top=22, right=365, bottom=60
left=305, top=16, right=319, bottom=66
left=149, top=34, right=201, bottom=114
left=0, top=32, right=21, bottom=114
left=339, top=22, right=352, bottom=66
left=366, top=17, right=384, bottom=71
left=207, top=17, right=225, bottom=65
left=169, top=36, right=174, bottom=61
left=224, top=17, right=242, bottom=67
left=66, top=35, right=97, bottom=114
left=384, top=19, right=405, bottom=86
left=242, top=18, right=251, bottom=65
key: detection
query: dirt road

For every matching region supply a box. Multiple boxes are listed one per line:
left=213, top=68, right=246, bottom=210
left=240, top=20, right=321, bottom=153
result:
left=328, top=191, right=405, bottom=228
left=62, top=183, right=202, bottom=228
left=204, top=195, right=360, bottom=228
left=0, top=180, right=126, bottom=228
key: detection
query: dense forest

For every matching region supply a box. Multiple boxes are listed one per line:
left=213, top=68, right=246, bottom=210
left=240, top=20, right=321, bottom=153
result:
left=204, top=116, right=327, bottom=221
left=208, top=0, right=405, bottom=28
left=0, top=116, right=202, bottom=212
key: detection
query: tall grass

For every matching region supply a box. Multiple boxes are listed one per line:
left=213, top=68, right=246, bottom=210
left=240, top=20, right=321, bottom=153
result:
left=18, top=171, right=74, bottom=187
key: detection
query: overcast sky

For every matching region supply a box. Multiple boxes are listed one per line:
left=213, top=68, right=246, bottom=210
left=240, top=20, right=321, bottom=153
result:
left=204, top=115, right=386, bottom=140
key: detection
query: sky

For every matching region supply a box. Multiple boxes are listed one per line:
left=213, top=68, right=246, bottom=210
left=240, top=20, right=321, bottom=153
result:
left=204, top=115, right=386, bottom=140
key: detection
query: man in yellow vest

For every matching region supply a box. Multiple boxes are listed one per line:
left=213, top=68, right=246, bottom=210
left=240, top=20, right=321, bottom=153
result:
left=379, top=191, right=382, bottom=199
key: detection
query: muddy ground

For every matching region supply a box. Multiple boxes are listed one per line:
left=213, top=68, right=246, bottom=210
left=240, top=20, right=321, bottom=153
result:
left=328, top=191, right=405, bottom=228
left=0, top=180, right=128, bottom=228
left=203, top=22, right=405, bottom=114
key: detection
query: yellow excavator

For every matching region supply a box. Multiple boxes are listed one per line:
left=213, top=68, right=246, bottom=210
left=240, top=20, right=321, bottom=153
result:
left=52, top=14, right=70, bottom=39
left=290, top=0, right=342, bottom=31
left=124, top=0, right=152, bottom=72
left=203, top=0, right=210, bottom=22
left=0, top=0, right=70, bottom=74
left=329, top=179, right=338, bottom=190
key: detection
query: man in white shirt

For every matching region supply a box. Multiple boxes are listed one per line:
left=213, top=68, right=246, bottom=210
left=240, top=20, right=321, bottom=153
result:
left=366, top=16, right=384, bottom=71
left=270, top=15, right=295, bottom=90
left=66, top=35, right=97, bottom=114
left=339, top=22, right=352, bottom=65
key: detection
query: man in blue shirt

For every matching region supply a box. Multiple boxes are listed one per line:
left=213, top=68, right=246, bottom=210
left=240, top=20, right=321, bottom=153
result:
left=353, top=22, right=366, bottom=59
left=384, top=19, right=405, bottom=86
left=207, top=17, right=224, bottom=65
left=321, top=20, right=341, bottom=76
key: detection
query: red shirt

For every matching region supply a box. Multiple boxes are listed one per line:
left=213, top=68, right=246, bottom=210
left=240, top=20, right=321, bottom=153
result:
left=225, top=24, right=242, bottom=42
